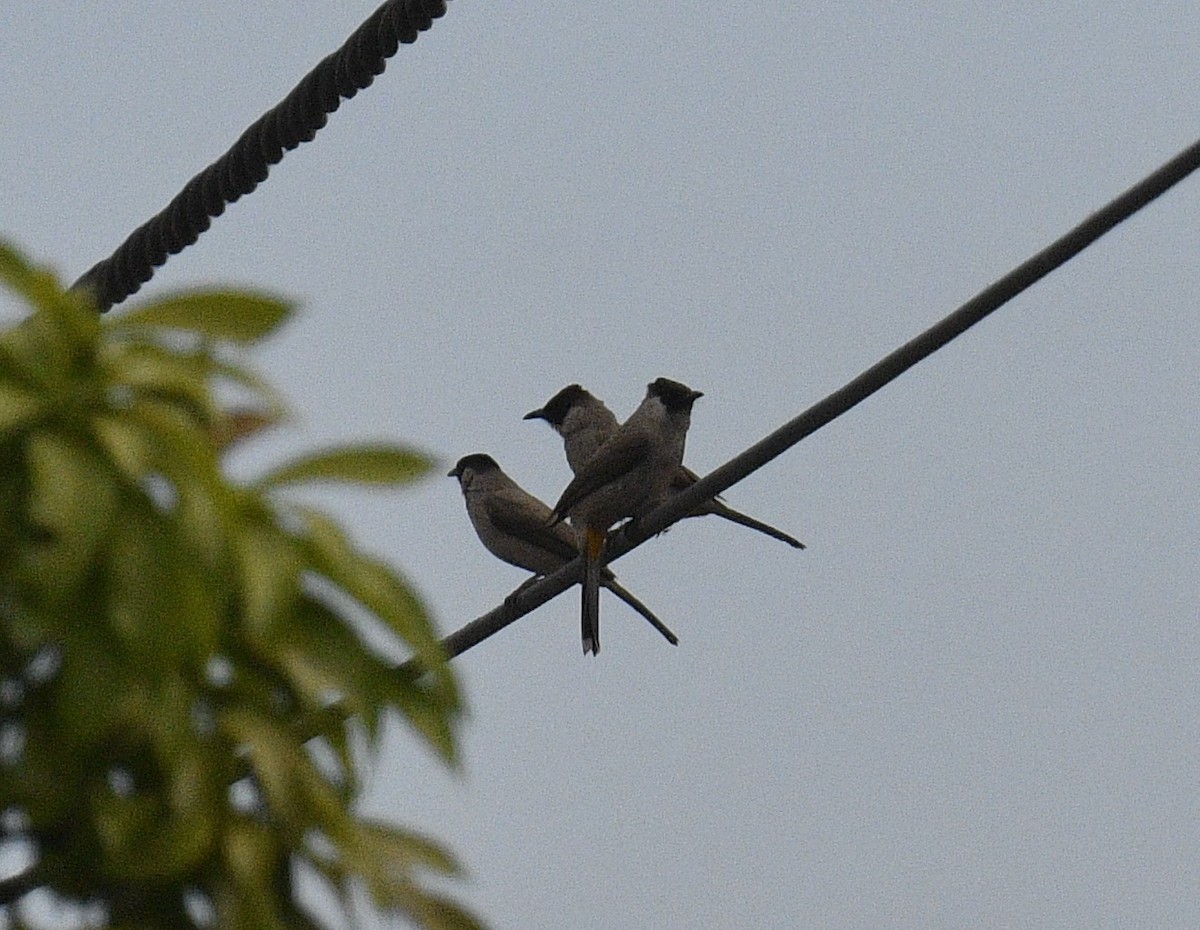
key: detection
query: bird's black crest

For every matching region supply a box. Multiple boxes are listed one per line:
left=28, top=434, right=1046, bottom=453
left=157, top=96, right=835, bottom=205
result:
left=449, top=453, right=499, bottom=477
left=525, top=383, right=588, bottom=425
left=648, top=377, right=703, bottom=410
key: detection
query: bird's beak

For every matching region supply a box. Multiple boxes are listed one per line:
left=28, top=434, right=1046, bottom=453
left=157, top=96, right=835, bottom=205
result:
left=523, top=408, right=546, bottom=421
left=447, top=467, right=460, bottom=478
left=691, top=390, right=704, bottom=400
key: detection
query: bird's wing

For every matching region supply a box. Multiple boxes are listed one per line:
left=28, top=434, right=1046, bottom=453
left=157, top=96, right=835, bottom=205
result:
left=485, top=488, right=579, bottom=561
left=551, top=430, right=652, bottom=518
left=675, top=463, right=726, bottom=504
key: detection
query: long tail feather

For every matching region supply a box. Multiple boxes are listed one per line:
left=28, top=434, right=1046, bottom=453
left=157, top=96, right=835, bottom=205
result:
left=582, top=528, right=604, bottom=655
left=706, top=501, right=805, bottom=549
left=601, top=576, right=678, bottom=645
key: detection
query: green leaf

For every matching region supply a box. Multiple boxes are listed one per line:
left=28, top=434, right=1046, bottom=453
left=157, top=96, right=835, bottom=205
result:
left=292, top=506, right=357, bottom=568
left=295, top=508, right=438, bottom=653
left=105, top=506, right=222, bottom=665
left=21, top=430, right=119, bottom=594
left=13, top=641, right=104, bottom=822
left=0, top=241, right=92, bottom=320
left=236, top=522, right=303, bottom=636
left=92, top=413, right=151, bottom=480
left=208, top=356, right=290, bottom=420
left=220, top=647, right=304, bottom=728
left=0, top=301, right=98, bottom=393
left=274, top=599, right=364, bottom=701
left=221, top=709, right=352, bottom=849
left=290, top=509, right=459, bottom=760
left=221, top=821, right=288, bottom=929
left=109, top=290, right=292, bottom=344
left=341, top=823, right=485, bottom=930
left=389, top=672, right=461, bottom=767
left=221, top=712, right=308, bottom=838
left=412, top=896, right=487, bottom=930
left=100, top=341, right=217, bottom=420
left=94, top=398, right=227, bottom=521
left=254, top=444, right=435, bottom=490
left=0, top=240, right=31, bottom=292
left=94, top=365, right=234, bottom=566
left=117, top=396, right=220, bottom=490
left=273, top=596, right=381, bottom=737
left=358, top=821, right=462, bottom=876
left=92, top=776, right=217, bottom=882
left=0, top=382, right=44, bottom=435
left=175, top=472, right=234, bottom=567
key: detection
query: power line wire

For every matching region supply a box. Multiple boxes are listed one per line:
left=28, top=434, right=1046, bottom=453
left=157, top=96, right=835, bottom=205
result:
left=418, top=136, right=1200, bottom=664
left=71, top=0, right=452, bottom=312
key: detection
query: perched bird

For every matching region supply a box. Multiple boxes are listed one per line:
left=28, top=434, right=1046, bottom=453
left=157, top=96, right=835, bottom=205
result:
left=524, top=383, right=617, bottom=474
left=548, top=378, right=703, bottom=655
left=448, top=453, right=678, bottom=650
left=526, top=383, right=805, bottom=549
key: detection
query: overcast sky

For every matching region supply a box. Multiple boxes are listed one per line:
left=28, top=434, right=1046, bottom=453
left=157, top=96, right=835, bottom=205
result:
left=4, top=3, right=1200, bottom=928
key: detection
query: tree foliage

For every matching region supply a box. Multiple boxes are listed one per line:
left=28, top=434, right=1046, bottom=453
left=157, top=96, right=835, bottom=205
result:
left=0, top=242, right=479, bottom=929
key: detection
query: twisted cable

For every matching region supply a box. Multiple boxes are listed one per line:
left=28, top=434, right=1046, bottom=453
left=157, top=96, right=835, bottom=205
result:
left=72, top=0, right=450, bottom=312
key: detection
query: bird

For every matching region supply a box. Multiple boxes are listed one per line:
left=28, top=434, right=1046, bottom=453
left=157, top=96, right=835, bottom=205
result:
left=548, top=378, right=703, bottom=655
left=526, top=383, right=805, bottom=549
left=448, top=453, right=678, bottom=651
left=524, top=383, right=617, bottom=474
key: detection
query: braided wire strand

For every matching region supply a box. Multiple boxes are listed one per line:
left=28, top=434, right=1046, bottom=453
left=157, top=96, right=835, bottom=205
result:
left=72, top=0, right=449, bottom=312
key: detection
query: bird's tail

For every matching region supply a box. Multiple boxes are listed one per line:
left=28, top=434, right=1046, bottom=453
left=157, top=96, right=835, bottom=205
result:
left=707, top=500, right=806, bottom=549
left=600, top=574, right=678, bottom=645
left=582, top=527, right=604, bottom=655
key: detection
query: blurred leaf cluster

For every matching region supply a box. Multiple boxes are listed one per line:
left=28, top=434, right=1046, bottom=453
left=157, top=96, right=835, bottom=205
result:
left=0, top=243, right=478, bottom=929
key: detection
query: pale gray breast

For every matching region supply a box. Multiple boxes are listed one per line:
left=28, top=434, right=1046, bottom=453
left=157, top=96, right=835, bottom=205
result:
left=560, top=402, right=619, bottom=474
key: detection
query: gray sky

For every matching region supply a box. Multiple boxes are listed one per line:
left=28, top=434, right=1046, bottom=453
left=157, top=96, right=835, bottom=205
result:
left=5, top=3, right=1200, bottom=928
